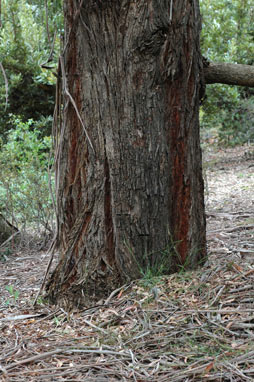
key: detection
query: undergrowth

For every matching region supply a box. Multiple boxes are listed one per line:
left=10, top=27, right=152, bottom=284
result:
left=0, top=116, right=55, bottom=240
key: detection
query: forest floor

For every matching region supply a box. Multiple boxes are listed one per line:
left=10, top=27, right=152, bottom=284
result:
left=1, top=144, right=254, bottom=381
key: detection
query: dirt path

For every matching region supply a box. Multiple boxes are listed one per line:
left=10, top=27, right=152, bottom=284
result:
left=1, top=145, right=254, bottom=381
left=204, top=144, right=254, bottom=268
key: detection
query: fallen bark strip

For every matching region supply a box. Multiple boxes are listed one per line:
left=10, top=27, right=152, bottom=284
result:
left=208, top=224, right=254, bottom=234
left=0, top=348, right=132, bottom=373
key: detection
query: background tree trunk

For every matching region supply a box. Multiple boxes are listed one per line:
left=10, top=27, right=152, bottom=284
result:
left=46, top=0, right=206, bottom=308
left=0, top=214, right=18, bottom=245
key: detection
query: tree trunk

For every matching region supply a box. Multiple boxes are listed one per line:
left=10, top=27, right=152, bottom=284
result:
left=46, top=0, right=206, bottom=308
left=204, top=61, right=254, bottom=87
left=0, top=214, right=18, bottom=245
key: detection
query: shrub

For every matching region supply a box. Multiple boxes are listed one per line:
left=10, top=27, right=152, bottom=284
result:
left=0, top=116, right=55, bottom=236
left=217, top=97, right=254, bottom=145
left=200, top=85, right=254, bottom=146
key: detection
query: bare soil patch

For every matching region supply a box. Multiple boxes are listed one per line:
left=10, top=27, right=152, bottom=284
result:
left=1, top=145, right=254, bottom=381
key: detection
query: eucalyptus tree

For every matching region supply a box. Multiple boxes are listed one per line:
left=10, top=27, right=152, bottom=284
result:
left=39, top=0, right=254, bottom=308
left=46, top=0, right=207, bottom=308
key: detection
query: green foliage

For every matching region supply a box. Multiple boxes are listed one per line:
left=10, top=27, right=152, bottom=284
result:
left=200, top=0, right=254, bottom=145
left=0, top=1, right=61, bottom=240
left=217, top=96, right=254, bottom=145
left=128, top=233, right=182, bottom=283
left=0, top=116, right=55, bottom=233
left=140, top=248, right=173, bottom=281
left=5, top=285, right=20, bottom=305
left=200, top=0, right=254, bottom=63
left=0, top=246, right=11, bottom=262
left=0, top=0, right=63, bottom=135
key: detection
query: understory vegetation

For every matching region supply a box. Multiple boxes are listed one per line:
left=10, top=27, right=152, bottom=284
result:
left=0, top=116, right=54, bottom=234
left=200, top=0, right=254, bottom=145
left=0, top=0, right=61, bottom=241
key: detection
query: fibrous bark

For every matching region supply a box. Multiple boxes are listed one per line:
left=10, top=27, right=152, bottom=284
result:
left=46, top=0, right=206, bottom=308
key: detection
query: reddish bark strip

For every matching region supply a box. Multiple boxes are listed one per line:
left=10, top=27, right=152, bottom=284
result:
left=166, top=86, right=191, bottom=264
left=171, top=136, right=191, bottom=263
left=104, top=155, right=115, bottom=267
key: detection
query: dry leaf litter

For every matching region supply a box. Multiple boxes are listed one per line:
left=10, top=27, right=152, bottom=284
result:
left=1, top=145, right=254, bottom=381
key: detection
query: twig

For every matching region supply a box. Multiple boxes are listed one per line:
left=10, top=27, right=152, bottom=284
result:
left=41, top=29, right=57, bottom=69
left=1, top=348, right=131, bottom=373
left=82, top=318, right=108, bottom=334
left=59, top=55, right=95, bottom=153
left=209, top=224, right=254, bottom=234
left=1, top=349, right=65, bottom=371
left=182, top=308, right=254, bottom=314
left=32, top=239, right=57, bottom=306
left=170, top=0, right=173, bottom=21
left=44, top=0, right=51, bottom=44
left=0, top=62, right=8, bottom=110
left=210, top=285, right=226, bottom=306
left=224, top=361, right=253, bottom=381
left=234, top=268, right=254, bottom=281
left=104, top=284, right=127, bottom=305
left=0, top=231, right=20, bottom=249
